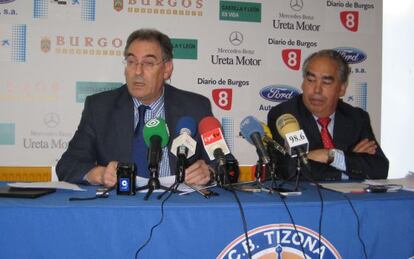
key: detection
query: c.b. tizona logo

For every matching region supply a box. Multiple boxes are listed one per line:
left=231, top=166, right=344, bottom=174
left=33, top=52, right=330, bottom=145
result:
left=218, top=224, right=341, bottom=259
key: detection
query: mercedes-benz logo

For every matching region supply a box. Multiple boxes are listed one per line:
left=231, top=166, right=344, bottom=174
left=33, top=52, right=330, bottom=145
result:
left=290, top=0, right=303, bottom=11
left=44, top=112, right=60, bottom=128
left=229, top=31, right=243, bottom=46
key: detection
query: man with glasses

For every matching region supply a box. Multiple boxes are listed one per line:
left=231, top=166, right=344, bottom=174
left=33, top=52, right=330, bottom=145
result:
left=57, top=29, right=213, bottom=187
left=267, top=49, right=389, bottom=181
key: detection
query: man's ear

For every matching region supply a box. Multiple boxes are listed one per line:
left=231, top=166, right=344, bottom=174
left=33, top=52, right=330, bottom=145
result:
left=163, top=60, right=173, bottom=80
left=339, top=82, right=347, bottom=97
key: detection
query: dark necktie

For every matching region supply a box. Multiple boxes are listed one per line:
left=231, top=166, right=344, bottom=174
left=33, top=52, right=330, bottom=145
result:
left=133, top=105, right=150, bottom=177
left=317, top=117, right=335, bottom=149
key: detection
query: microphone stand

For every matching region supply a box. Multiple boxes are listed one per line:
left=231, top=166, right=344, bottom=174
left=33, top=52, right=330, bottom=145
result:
left=265, top=144, right=279, bottom=191
left=293, top=158, right=303, bottom=191
left=234, top=158, right=271, bottom=193
left=136, top=136, right=162, bottom=200
left=136, top=165, right=161, bottom=200
left=157, top=151, right=187, bottom=200
left=277, top=155, right=309, bottom=192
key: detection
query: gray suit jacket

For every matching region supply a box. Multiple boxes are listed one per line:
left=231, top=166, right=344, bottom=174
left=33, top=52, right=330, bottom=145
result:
left=56, top=84, right=213, bottom=184
left=267, top=94, right=389, bottom=181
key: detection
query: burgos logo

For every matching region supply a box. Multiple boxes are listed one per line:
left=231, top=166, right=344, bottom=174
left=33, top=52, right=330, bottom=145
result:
left=334, top=47, right=367, bottom=64
left=218, top=224, right=341, bottom=258
left=260, top=85, right=300, bottom=102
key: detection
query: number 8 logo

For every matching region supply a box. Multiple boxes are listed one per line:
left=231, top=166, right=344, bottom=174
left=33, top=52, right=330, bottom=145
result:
left=212, top=88, right=233, bottom=111
left=282, top=49, right=301, bottom=71
left=340, top=11, right=359, bottom=32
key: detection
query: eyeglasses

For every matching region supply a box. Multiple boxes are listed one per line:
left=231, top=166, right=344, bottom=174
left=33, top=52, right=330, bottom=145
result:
left=122, top=56, right=166, bottom=71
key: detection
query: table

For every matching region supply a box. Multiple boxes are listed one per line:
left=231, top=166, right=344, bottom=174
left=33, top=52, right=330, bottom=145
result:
left=0, top=182, right=413, bottom=259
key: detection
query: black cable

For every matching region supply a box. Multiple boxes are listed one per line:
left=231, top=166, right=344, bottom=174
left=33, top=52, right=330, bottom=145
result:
left=340, top=192, right=368, bottom=259
left=227, top=187, right=252, bottom=259
left=320, top=186, right=368, bottom=259
left=287, top=159, right=324, bottom=259
left=135, top=189, right=174, bottom=259
left=277, top=192, right=307, bottom=258
left=314, top=183, right=324, bottom=259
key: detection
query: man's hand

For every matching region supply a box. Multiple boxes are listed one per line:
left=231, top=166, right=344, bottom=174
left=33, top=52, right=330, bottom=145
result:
left=185, top=160, right=211, bottom=185
left=85, top=161, right=118, bottom=187
left=353, top=138, right=377, bottom=155
left=307, top=149, right=330, bottom=163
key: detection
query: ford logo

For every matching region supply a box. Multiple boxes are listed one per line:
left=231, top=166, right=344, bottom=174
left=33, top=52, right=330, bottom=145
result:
left=260, top=85, right=300, bottom=102
left=334, top=47, right=367, bottom=64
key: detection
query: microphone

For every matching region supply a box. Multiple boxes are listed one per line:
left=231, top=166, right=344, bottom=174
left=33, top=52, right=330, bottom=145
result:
left=143, top=118, right=170, bottom=171
left=239, top=116, right=270, bottom=164
left=198, top=116, right=231, bottom=185
left=170, top=116, right=197, bottom=183
left=275, top=113, right=310, bottom=171
left=261, top=122, right=287, bottom=156
left=198, top=116, right=230, bottom=161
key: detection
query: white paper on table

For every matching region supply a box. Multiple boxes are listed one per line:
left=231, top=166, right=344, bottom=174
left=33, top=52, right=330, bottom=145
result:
left=8, top=181, right=86, bottom=191
left=364, top=171, right=414, bottom=192
left=136, top=175, right=215, bottom=194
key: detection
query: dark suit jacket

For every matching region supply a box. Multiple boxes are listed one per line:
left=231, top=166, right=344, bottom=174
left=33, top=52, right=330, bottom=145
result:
left=56, top=84, right=213, bottom=184
left=267, top=94, right=389, bottom=181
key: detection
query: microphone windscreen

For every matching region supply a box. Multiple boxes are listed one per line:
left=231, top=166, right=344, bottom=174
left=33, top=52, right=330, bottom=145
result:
left=261, top=122, right=273, bottom=138
left=198, top=116, right=221, bottom=135
left=175, top=116, right=196, bottom=137
left=275, top=113, right=300, bottom=138
left=143, top=118, right=170, bottom=147
left=239, top=116, right=264, bottom=145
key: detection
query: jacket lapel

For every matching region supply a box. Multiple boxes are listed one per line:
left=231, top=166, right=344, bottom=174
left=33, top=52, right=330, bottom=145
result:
left=113, top=86, right=135, bottom=162
left=297, top=97, right=324, bottom=149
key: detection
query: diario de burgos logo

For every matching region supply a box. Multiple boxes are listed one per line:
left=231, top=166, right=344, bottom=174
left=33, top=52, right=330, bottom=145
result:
left=282, top=49, right=301, bottom=70
left=218, top=224, right=341, bottom=259
left=260, top=85, right=300, bottom=102
left=334, top=47, right=366, bottom=64
left=212, top=88, right=232, bottom=111
left=229, top=31, right=243, bottom=46
left=290, top=0, right=303, bottom=12
left=340, top=11, right=359, bottom=32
